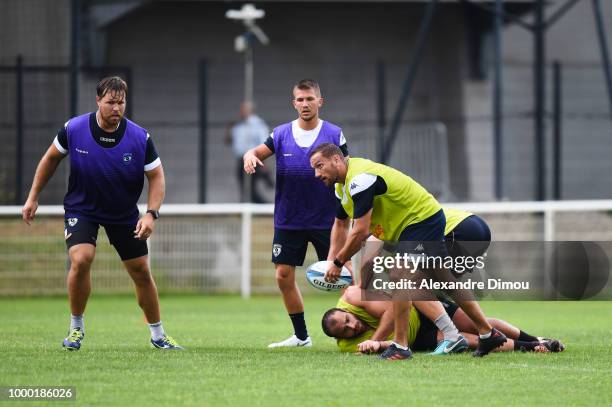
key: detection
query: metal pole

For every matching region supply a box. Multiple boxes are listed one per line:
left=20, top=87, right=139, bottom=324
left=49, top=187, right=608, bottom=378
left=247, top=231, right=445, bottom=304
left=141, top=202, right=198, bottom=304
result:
left=244, top=43, right=254, bottom=105
left=242, top=40, right=254, bottom=202
left=16, top=55, right=24, bottom=205
left=493, top=0, right=504, bottom=200
left=70, top=0, right=80, bottom=118
left=534, top=0, right=546, bottom=201
left=199, top=60, right=208, bottom=203
left=592, top=0, right=612, bottom=121
left=382, top=0, right=438, bottom=164
left=376, top=60, right=386, bottom=161
left=553, top=61, right=562, bottom=200
left=125, top=68, right=134, bottom=120
left=241, top=206, right=252, bottom=299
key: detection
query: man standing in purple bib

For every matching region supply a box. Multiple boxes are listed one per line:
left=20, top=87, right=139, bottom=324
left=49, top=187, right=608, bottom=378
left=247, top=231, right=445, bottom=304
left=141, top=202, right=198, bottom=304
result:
left=244, top=79, right=349, bottom=347
left=22, top=77, right=182, bottom=351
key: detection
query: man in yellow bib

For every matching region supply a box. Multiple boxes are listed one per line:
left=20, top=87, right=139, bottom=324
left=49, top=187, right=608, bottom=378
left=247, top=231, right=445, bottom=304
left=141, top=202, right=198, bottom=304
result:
left=309, top=143, right=507, bottom=360
left=323, top=286, right=565, bottom=355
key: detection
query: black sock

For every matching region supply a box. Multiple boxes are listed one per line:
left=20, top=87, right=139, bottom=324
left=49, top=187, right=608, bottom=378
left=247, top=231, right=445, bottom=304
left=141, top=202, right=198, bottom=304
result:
left=518, top=330, right=539, bottom=342
left=289, top=312, right=308, bottom=340
left=514, top=340, right=538, bottom=352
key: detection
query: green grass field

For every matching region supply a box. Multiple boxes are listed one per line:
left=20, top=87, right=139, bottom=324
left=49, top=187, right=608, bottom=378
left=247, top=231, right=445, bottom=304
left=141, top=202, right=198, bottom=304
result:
left=0, top=295, right=610, bottom=406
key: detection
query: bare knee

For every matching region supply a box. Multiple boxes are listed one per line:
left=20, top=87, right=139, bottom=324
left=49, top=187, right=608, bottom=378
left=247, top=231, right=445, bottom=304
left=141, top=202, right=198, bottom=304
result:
left=275, top=265, right=295, bottom=289
left=127, top=263, right=153, bottom=286
left=69, top=248, right=95, bottom=272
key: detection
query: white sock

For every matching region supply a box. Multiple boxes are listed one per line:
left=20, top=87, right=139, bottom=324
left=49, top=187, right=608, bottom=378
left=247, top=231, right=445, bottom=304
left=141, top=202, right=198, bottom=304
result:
left=434, top=313, right=460, bottom=341
left=70, top=315, right=84, bottom=333
left=148, top=321, right=165, bottom=341
left=391, top=341, right=409, bottom=351
left=479, top=330, right=492, bottom=339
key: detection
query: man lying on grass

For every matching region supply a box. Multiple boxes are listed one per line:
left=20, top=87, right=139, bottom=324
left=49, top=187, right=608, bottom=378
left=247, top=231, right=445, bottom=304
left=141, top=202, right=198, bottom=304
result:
left=322, top=286, right=565, bottom=355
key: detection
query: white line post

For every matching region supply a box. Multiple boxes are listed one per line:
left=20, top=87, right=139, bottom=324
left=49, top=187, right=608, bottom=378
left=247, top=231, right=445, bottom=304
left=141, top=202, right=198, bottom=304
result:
left=241, top=205, right=252, bottom=299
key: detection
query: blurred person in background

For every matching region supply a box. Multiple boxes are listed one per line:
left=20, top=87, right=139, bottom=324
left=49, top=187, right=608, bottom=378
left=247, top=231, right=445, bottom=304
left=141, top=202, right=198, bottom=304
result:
left=226, top=101, right=273, bottom=203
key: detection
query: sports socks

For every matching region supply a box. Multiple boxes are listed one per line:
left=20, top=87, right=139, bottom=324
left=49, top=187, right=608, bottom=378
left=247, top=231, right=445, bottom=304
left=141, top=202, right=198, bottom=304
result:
left=518, top=330, right=539, bottom=342
left=148, top=321, right=166, bottom=341
left=289, top=312, right=309, bottom=340
left=391, top=342, right=409, bottom=351
left=479, top=330, right=492, bottom=339
left=433, top=313, right=460, bottom=341
left=70, top=314, right=84, bottom=333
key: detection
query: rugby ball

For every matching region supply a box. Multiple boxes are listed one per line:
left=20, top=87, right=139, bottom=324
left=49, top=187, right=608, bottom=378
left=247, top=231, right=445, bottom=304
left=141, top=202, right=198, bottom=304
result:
left=306, top=261, right=353, bottom=291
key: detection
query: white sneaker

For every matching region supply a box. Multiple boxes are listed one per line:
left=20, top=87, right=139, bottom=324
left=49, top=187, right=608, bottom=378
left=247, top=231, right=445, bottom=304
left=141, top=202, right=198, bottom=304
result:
left=267, top=335, right=312, bottom=348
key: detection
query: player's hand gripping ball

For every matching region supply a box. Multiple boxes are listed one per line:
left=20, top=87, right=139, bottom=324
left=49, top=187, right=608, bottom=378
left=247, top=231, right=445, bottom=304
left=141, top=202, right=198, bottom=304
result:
left=306, top=261, right=352, bottom=291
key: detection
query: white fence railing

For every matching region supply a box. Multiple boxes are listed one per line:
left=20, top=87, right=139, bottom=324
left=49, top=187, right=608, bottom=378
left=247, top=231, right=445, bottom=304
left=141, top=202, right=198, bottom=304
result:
left=2, top=200, right=612, bottom=297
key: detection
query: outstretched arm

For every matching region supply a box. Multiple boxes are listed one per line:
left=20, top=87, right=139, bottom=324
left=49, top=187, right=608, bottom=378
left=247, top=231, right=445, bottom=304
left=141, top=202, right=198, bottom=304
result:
left=243, top=144, right=273, bottom=174
left=22, top=144, right=66, bottom=225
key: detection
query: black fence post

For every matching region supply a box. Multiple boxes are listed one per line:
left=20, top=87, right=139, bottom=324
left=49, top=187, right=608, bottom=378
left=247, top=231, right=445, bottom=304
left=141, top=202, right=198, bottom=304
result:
left=16, top=55, right=24, bottom=205
left=199, top=60, right=208, bottom=203
left=124, top=67, right=134, bottom=120
left=534, top=0, right=546, bottom=201
left=376, top=60, right=386, bottom=161
left=553, top=61, right=563, bottom=200
left=592, top=0, right=612, bottom=122
left=70, top=0, right=80, bottom=118
left=493, top=0, right=504, bottom=200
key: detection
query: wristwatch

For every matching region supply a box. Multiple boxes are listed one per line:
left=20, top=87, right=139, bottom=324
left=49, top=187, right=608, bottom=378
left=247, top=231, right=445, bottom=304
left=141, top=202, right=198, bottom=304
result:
left=146, top=209, right=160, bottom=220
left=333, top=258, right=345, bottom=268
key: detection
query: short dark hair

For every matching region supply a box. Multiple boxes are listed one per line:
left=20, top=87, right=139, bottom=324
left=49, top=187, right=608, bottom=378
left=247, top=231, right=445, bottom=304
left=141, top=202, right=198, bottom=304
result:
left=309, top=142, right=343, bottom=159
left=293, top=79, right=321, bottom=97
left=96, top=76, right=128, bottom=98
left=321, top=308, right=343, bottom=337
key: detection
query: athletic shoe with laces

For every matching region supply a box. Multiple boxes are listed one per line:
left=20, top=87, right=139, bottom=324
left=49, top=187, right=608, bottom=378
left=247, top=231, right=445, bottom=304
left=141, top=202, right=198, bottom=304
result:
left=62, top=328, right=84, bottom=351
left=379, top=343, right=413, bottom=360
left=429, top=335, right=469, bottom=355
left=267, top=335, right=312, bottom=348
left=150, top=335, right=184, bottom=350
left=472, top=328, right=507, bottom=357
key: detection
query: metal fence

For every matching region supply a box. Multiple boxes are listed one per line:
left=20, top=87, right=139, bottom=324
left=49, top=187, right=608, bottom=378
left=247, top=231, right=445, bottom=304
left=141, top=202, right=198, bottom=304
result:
left=0, top=58, right=132, bottom=205
left=2, top=200, right=612, bottom=297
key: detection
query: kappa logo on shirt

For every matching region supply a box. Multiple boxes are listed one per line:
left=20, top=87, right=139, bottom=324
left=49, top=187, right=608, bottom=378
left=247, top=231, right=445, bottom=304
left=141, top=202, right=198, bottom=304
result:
left=75, top=148, right=88, bottom=155
left=350, top=182, right=358, bottom=191
left=122, top=153, right=133, bottom=165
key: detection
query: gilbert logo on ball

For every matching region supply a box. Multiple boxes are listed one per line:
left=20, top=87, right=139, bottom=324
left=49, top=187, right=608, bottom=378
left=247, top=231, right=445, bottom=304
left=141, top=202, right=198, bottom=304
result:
left=305, top=261, right=352, bottom=292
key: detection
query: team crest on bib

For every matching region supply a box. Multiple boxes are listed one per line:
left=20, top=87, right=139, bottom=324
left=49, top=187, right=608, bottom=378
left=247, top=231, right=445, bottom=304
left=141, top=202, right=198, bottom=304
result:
left=122, top=153, right=133, bottom=165
left=273, top=244, right=282, bottom=257
left=68, top=218, right=78, bottom=227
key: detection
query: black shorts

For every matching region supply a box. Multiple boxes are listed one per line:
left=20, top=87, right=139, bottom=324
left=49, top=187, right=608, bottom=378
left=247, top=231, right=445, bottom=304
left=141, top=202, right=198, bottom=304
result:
left=445, top=214, right=491, bottom=271
left=271, top=228, right=330, bottom=266
left=411, top=299, right=459, bottom=351
left=64, top=217, right=148, bottom=261
left=396, top=209, right=448, bottom=259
